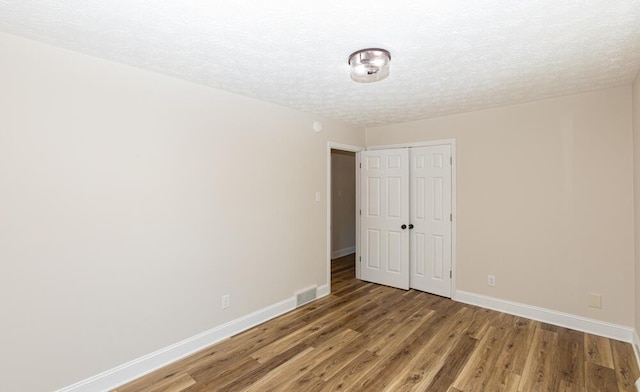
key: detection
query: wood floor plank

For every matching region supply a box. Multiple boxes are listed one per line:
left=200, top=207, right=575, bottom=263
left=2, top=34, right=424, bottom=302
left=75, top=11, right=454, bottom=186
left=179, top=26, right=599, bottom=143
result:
left=300, top=298, right=390, bottom=349
left=454, top=315, right=533, bottom=392
left=424, top=334, right=478, bottom=392
left=309, top=334, right=373, bottom=381
left=116, top=371, right=182, bottom=392
left=242, top=346, right=315, bottom=392
left=585, top=362, right=620, bottom=392
left=115, top=336, right=264, bottom=392
left=453, top=325, right=507, bottom=391
left=453, top=315, right=535, bottom=392
left=295, top=284, right=376, bottom=324
left=551, top=327, right=586, bottom=391
left=540, top=322, right=559, bottom=332
left=249, top=292, right=372, bottom=363
left=381, top=350, right=443, bottom=392
left=329, top=275, right=372, bottom=295
left=423, top=291, right=465, bottom=314
left=480, top=368, right=521, bottom=392
left=174, top=336, right=275, bottom=383
left=380, top=307, right=481, bottom=392
left=355, top=309, right=473, bottom=392
left=462, top=306, right=493, bottom=340
left=268, top=329, right=361, bottom=390
left=213, top=343, right=310, bottom=392
left=185, top=355, right=261, bottom=391
left=585, top=333, right=615, bottom=369
left=517, top=325, right=559, bottom=391
left=382, top=289, right=423, bottom=317
left=494, top=317, right=537, bottom=376
left=277, top=373, right=327, bottom=392
left=611, top=339, right=640, bottom=392
left=139, top=372, right=196, bottom=392
left=430, top=306, right=476, bottom=357
left=267, top=328, right=361, bottom=390
left=320, top=350, right=382, bottom=391
left=367, top=307, right=434, bottom=357
left=344, top=287, right=413, bottom=332
left=113, top=255, right=638, bottom=392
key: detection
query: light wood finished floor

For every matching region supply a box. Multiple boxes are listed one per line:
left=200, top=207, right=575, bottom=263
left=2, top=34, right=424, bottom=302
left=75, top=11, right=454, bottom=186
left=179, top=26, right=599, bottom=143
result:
left=115, top=255, right=640, bottom=392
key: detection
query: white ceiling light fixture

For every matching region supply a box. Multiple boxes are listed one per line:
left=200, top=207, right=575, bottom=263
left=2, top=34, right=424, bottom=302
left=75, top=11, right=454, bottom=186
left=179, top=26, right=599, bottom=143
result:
left=348, top=48, right=391, bottom=83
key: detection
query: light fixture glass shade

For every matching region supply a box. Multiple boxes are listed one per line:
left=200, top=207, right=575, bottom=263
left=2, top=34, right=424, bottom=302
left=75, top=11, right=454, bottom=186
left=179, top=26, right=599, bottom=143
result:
left=348, top=48, right=391, bottom=83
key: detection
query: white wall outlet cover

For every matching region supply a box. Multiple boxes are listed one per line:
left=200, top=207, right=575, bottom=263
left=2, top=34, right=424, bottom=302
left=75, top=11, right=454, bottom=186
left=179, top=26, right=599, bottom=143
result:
left=312, top=121, right=322, bottom=132
left=588, top=293, right=602, bottom=309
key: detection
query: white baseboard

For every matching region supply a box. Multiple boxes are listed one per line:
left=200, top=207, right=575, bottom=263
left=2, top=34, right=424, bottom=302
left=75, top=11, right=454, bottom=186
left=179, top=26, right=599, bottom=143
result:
left=317, top=283, right=330, bottom=299
left=633, top=330, right=640, bottom=373
left=57, top=287, right=327, bottom=392
left=331, top=246, right=355, bottom=259
left=455, top=290, right=634, bottom=343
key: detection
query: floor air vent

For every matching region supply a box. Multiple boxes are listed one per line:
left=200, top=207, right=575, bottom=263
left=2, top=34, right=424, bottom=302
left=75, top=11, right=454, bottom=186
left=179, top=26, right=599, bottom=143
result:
left=296, top=286, right=317, bottom=307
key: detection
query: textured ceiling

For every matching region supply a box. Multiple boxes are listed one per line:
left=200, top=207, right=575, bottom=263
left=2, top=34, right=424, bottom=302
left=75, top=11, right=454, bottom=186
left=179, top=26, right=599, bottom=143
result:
left=1, top=1, right=640, bottom=127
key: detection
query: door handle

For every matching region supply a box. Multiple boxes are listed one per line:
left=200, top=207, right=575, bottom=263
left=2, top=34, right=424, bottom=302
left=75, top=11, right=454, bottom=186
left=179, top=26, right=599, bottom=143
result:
left=409, top=224, right=414, bottom=229
left=401, top=224, right=407, bottom=230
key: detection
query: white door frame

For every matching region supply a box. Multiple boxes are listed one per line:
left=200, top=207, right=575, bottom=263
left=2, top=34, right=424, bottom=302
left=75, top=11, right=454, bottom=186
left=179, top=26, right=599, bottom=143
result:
left=327, top=142, right=364, bottom=294
left=366, top=139, right=457, bottom=300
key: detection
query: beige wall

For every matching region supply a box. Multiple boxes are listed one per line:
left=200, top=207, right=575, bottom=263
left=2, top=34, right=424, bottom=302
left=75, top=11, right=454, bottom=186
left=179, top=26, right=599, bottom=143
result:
left=0, top=32, right=364, bottom=392
left=633, top=72, right=640, bottom=338
left=331, top=150, right=356, bottom=255
left=367, top=87, right=635, bottom=327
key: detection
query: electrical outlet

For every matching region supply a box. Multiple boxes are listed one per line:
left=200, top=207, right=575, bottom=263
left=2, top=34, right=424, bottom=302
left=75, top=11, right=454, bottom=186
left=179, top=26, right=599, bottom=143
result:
left=221, top=294, right=230, bottom=309
left=588, top=293, right=602, bottom=309
left=488, top=275, right=496, bottom=287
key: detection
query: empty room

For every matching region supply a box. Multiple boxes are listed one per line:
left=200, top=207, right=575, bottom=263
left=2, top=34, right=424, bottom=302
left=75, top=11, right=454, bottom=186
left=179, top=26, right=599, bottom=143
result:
left=2, top=1, right=640, bottom=391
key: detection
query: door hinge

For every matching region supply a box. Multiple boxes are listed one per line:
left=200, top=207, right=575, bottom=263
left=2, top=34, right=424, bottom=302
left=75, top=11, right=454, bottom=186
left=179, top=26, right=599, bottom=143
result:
left=450, top=156, right=452, bottom=165
left=450, top=270, right=452, bottom=278
left=450, top=213, right=452, bottom=222
left=359, top=256, right=361, bottom=262
left=359, top=209, right=362, bottom=215
left=359, top=163, right=362, bottom=168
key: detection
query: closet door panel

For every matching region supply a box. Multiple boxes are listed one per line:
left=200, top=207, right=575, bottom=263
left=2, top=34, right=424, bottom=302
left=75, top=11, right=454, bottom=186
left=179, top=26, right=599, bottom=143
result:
left=410, top=145, right=452, bottom=297
left=360, top=149, right=410, bottom=290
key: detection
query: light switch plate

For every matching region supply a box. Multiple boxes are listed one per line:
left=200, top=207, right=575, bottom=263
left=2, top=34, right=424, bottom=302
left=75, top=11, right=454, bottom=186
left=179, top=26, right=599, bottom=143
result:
left=221, top=294, right=230, bottom=309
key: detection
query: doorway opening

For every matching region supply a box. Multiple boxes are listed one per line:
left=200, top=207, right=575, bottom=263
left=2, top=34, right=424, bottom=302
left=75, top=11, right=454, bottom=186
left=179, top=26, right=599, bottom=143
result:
left=326, top=143, right=363, bottom=294
left=331, top=149, right=356, bottom=285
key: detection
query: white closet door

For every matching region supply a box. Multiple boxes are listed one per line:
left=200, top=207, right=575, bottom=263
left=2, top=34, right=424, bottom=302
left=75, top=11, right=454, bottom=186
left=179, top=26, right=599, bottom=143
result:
left=410, top=145, right=452, bottom=297
left=360, top=149, right=410, bottom=290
